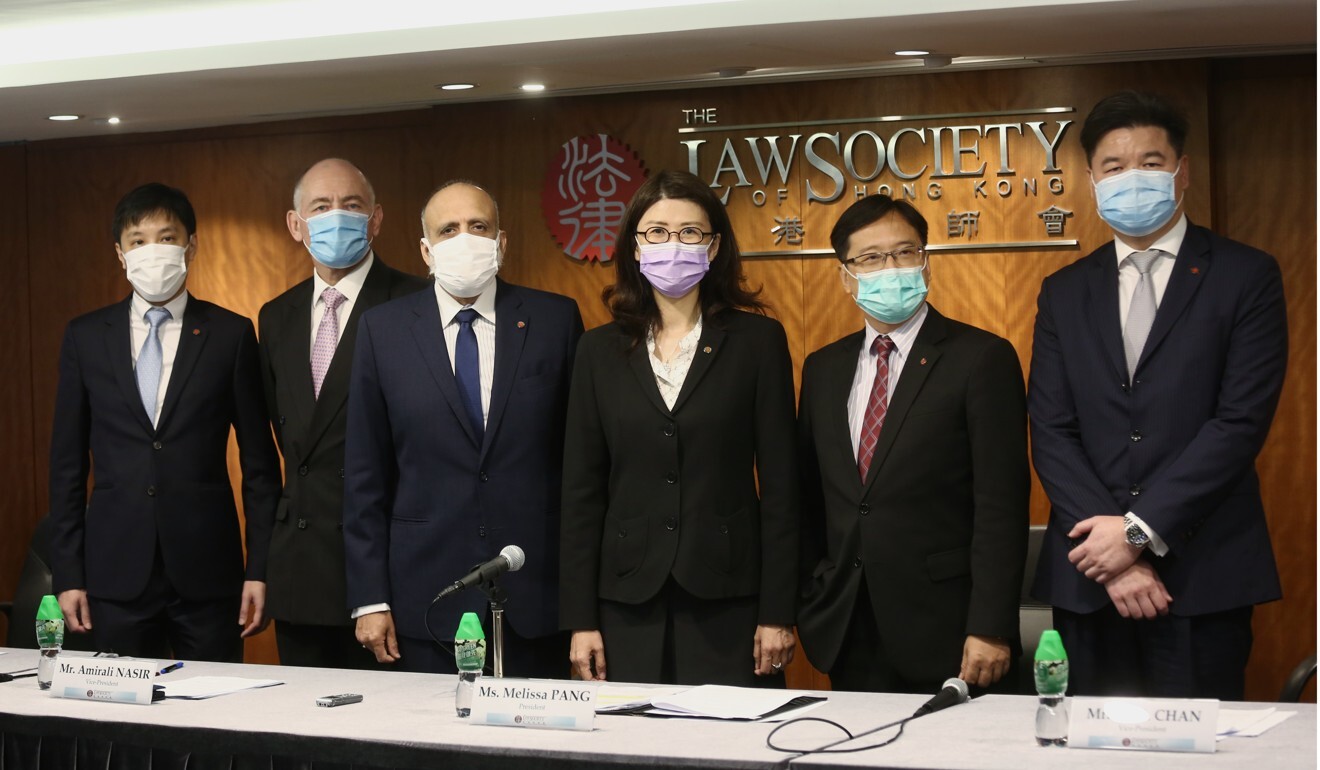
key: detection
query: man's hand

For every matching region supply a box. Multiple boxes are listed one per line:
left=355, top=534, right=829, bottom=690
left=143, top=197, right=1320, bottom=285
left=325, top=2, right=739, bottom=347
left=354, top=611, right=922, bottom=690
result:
left=959, top=634, right=1011, bottom=688
left=356, top=611, right=401, bottom=663
left=57, top=589, right=92, bottom=633
left=569, top=630, right=607, bottom=681
left=753, top=624, right=796, bottom=676
left=1068, top=515, right=1140, bottom=583
left=238, top=581, right=269, bottom=638
left=1105, top=559, right=1173, bottom=619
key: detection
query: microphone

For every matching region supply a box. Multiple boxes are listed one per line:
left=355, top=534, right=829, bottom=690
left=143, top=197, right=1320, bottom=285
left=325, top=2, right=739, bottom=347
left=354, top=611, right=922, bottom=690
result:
left=435, top=545, right=525, bottom=600
left=912, top=677, right=969, bottom=717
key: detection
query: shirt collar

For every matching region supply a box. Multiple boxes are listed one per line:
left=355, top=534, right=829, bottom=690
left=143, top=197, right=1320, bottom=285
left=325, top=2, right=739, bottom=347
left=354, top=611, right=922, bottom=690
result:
left=131, top=288, right=188, bottom=323
left=861, top=302, right=928, bottom=360
left=312, top=251, right=374, bottom=307
left=1114, top=214, right=1188, bottom=265
left=436, top=279, right=498, bottom=325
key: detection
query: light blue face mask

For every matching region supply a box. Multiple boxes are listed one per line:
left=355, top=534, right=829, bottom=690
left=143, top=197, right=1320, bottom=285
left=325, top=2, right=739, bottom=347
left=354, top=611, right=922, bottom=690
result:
left=302, top=209, right=371, bottom=269
left=849, top=264, right=928, bottom=324
left=1092, top=164, right=1182, bottom=237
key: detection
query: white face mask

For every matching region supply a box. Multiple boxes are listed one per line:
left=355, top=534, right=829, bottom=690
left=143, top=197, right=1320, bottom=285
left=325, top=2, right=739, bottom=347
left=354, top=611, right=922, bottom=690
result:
left=122, top=243, right=188, bottom=303
left=424, top=232, right=502, bottom=298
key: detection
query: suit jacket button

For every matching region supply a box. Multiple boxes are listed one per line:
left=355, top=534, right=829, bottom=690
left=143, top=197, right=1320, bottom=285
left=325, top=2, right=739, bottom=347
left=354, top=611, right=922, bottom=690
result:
left=152, top=440, right=163, bottom=450
left=480, top=472, right=489, bottom=482
left=1120, top=383, right=1130, bottom=393
left=853, top=558, right=863, bottom=568
left=479, top=526, right=487, bottom=538
left=718, top=524, right=728, bottom=534
left=663, top=423, right=676, bottom=437
left=1129, top=484, right=1143, bottom=496
left=298, top=518, right=308, bottom=530
left=859, top=503, right=870, bottom=516
left=665, top=472, right=677, bottom=484
left=666, top=518, right=677, bottom=531
left=339, top=468, right=345, bottom=479
left=618, top=529, right=627, bottom=538
left=1130, top=430, right=1143, bottom=442
left=146, top=485, right=156, bottom=497
left=298, top=465, right=308, bottom=476
left=279, top=416, right=286, bottom=425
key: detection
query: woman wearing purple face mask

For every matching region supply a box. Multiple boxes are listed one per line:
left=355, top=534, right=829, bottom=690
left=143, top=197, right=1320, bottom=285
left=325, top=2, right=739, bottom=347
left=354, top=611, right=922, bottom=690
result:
left=559, top=170, right=799, bottom=687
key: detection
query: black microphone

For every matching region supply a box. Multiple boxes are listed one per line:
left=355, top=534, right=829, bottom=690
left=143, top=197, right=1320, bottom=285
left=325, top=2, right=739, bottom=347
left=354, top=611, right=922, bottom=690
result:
left=434, top=545, right=525, bottom=600
left=912, top=677, right=969, bottom=717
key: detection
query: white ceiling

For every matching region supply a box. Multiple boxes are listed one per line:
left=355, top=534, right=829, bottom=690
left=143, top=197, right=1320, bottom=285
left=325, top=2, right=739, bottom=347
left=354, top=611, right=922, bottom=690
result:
left=0, top=0, right=1313, bottom=143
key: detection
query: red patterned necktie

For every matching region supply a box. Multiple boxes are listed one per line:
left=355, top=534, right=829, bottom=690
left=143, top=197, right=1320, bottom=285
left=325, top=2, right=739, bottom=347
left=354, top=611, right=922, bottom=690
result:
left=857, top=335, right=895, bottom=482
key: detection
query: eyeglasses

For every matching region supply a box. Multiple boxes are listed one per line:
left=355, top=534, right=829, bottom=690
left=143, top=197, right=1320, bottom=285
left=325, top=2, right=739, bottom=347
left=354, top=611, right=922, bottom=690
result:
left=636, top=226, right=714, bottom=245
left=843, top=247, right=927, bottom=273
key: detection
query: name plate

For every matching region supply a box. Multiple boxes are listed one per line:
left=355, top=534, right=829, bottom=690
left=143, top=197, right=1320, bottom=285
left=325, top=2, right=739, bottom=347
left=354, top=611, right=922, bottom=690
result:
left=469, top=678, right=597, bottom=731
left=50, top=659, right=156, bottom=705
left=1068, top=697, right=1218, bottom=753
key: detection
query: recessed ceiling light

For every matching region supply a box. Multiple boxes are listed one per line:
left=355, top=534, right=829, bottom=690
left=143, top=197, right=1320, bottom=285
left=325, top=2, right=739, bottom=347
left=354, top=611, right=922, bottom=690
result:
left=107, top=116, right=121, bottom=125
left=520, top=83, right=546, bottom=92
left=48, top=114, right=80, bottom=121
left=894, top=50, right=929, bottom=56
left=438, top=83, right=476, bottom=91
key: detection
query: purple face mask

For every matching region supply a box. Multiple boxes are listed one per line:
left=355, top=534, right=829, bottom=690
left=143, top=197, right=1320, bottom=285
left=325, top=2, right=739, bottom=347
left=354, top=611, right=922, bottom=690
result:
left=638, top=241, right=711, bottom=298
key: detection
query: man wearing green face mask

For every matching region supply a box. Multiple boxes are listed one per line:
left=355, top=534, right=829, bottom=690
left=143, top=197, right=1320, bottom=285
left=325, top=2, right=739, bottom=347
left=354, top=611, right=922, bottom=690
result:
left=796, top=195, right=1030, bottom=696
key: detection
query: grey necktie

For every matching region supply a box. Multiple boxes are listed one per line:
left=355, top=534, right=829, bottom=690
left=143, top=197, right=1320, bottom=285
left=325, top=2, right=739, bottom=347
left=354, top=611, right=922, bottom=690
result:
left=137, top=306, right=171, bottom=425
left=1123, top=250, right=1161, bottom=377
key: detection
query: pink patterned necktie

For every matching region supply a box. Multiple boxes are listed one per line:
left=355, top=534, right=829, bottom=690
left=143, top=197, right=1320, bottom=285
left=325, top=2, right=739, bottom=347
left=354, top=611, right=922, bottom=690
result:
left=311, top=288, right=346, bottom=399
left=857, top=335, right=895, bottom=482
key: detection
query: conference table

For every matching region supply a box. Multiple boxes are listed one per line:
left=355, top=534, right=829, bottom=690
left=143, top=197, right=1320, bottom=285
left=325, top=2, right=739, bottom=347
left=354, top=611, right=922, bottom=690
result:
left=1, top=648, right=1313, bottom=769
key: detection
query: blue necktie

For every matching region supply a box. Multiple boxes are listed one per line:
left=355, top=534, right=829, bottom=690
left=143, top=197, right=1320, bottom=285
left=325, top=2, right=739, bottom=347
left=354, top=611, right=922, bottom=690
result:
left=455, top=308, right=484, bottom=442
left=137, top=306, right=171, bottom=426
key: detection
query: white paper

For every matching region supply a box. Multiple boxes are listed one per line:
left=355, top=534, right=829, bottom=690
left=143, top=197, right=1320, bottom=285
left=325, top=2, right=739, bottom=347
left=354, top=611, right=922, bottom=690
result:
left=595, top=685, right=685, bottom=712
left=1217, top=708, right=1296, bottom=738
left=159, top=676, right=284, bottom=699
left=649, top=685, right=813, bottom=720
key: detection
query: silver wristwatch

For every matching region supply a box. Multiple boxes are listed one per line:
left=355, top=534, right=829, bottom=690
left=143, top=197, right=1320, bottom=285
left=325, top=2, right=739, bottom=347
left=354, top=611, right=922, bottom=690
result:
left=1123, top=513, right=1151, bottom=549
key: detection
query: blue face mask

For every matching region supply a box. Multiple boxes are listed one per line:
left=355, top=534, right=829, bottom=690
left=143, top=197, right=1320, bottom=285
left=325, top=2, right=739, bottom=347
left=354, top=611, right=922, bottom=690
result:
left=302, top=210, right=371, bottom=269
left=1092, top=164, right=1182, bottom=237
left=849, top=264, right=928, bottom=324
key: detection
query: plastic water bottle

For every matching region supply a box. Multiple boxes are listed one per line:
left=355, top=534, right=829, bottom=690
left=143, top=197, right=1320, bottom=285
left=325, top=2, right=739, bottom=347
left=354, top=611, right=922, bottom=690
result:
left=35, top=594, right=65, bottom=691
left=1034, top=629, right=1069, bottom=746
left=453, top=612, right=486, bottom=718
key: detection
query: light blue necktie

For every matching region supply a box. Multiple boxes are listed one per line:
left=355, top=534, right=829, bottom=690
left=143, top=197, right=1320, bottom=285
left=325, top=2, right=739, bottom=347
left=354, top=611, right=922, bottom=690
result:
left=137, top=307, right=171, bottom=425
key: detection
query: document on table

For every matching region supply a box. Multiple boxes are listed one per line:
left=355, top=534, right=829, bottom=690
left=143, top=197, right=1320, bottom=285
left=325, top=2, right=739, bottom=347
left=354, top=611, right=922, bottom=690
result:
left=1217, top=707, right=1296, bottom=738
left=158, top=676, right=284, bottom=699
left=649, top=685, right=826, bottom=721
left=596, top=685, right=686, bottom=712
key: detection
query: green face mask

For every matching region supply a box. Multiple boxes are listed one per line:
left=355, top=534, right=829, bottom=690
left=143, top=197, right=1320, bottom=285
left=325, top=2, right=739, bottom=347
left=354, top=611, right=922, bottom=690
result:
left=849, top=265, right=928, bottom=324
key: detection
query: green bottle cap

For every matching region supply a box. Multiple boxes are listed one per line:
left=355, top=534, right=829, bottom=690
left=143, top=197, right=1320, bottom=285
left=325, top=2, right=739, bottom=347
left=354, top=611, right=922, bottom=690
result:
left=1034, top=629, right=1067, bottom=662
left=37, top=594, right=62, bottom=621
left=454, top=612, right=485, bottom=641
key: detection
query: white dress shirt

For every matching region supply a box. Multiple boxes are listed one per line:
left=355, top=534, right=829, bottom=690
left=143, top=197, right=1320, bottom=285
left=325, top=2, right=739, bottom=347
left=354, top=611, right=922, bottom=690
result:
left=309, top=251, right=374, bottom=358
left=846, top=303, right=928, bottom=460
left=646, top=316, right=703, bottom=410
left=129, top=290, right=189, bottom=425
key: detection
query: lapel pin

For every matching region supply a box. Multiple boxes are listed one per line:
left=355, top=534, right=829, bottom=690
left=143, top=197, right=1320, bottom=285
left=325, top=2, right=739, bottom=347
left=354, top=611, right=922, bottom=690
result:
left=192, top=329, right=201, bottom=335
left=703, top=346, right=712, bottom=354
left=1190, top=267, right=1200, bottom=275
left=920, top=357, right=927, bottom=365
left=517, top=321, right=526, bottom=329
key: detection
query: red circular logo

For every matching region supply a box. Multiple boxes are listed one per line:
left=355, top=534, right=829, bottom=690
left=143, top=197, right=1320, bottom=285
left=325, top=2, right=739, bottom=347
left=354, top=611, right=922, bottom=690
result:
left=542, top=134, right=647, bottom=263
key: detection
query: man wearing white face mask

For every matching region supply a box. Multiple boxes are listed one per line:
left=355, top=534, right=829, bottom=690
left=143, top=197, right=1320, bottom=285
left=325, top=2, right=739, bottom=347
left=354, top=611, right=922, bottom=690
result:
left=344, top=180, right=583, bottom=677
left=48, top=183, right=281, bottom=662
left=1029, top=91, right=1288, bottom=699
left=796, top=194, right=1028, bottom=695
left=258, top=159, right=429, bottom=668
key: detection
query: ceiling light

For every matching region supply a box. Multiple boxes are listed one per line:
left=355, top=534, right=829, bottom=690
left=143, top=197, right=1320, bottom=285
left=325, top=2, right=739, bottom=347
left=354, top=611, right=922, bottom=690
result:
left=107, top=116, right=121, bottom=125
left=894, top=50, right=929, bottom=56
left=438, top=83, right=476, bottom=91
left=48, top=114, right=80, bottom=121
left=520, top=83, right=546, bottom=92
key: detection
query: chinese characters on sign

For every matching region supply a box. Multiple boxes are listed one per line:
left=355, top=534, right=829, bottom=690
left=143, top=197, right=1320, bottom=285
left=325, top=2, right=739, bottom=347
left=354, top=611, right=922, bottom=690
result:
left=541, top=135, right=647, bottom=262
left=947, top=210, right=981, bottom=239
left=1037, top=205, right=1074, bottom=236
left=771, top=216, right=805, bottom=245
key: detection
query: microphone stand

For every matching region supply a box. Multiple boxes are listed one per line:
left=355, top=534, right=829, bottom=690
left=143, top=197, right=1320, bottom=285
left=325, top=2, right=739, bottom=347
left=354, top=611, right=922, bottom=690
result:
left=477, top=578, right=508, bottom=678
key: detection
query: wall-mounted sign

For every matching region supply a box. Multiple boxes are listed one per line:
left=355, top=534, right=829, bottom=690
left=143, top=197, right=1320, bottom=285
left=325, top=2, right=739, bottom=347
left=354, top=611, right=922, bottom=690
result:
left=542, top=134, right=648, bottom=262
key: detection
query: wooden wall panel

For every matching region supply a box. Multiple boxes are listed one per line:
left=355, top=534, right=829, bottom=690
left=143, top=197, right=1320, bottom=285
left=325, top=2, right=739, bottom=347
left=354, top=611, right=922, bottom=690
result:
left=10, top=56, right=1313, bottom=701
left=0, top=144, right=34, bottom=645
left=1209, top=56, right=1317, bottom=703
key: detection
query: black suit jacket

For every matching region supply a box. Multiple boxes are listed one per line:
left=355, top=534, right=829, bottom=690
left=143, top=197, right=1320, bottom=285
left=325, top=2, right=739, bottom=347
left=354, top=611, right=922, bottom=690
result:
left=344, top=280, right=583, bottom=641
left=559, top=308, right=799, bottom=631
left=49, top=295, right=281, bottom=602
left=796, top=306, right=1029, bottom=683
left=258, top=256, right=430, bottom=626
left=1029, top=222, right=1286, bottom=615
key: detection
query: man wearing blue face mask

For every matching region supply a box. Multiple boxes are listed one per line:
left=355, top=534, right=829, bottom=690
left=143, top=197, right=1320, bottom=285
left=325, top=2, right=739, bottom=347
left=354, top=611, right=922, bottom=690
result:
left=257, top=158, right=429, bottom=668
left=796, top=195, right=1029, bottom=695
left=1028, top=91, right=1287, bottom=700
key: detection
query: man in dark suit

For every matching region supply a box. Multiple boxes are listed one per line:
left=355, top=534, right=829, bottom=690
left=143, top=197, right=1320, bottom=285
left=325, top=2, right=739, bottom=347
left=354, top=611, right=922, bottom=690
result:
left=797, top=195, right=1028, bottom=694
left=344, top=180, right=583, bottom=677
left=1029, top=91, right=1287, bottom=700
left=258, top=159, right=430, bottom=668
left=49, top=182, right=280, bottom=662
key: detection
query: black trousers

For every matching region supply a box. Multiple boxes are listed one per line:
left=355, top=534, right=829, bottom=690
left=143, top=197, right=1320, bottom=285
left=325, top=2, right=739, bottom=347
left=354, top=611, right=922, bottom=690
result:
left=1053, top=604, right=1254, bottom=700
left=275, top=620, right=382, bottom=670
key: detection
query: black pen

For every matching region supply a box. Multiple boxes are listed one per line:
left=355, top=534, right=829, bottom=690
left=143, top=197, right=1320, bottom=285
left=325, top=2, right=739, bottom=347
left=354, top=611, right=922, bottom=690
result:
left=156, top=662, right=184, bottom=676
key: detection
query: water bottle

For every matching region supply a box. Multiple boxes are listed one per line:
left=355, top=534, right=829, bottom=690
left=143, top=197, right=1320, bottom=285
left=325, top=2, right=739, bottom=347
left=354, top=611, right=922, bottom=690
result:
left=453, top=612, right=486, bottom=718
left=1033, top=629, right=1069, bottom=746
left=35, top=594, right=65, bottom=691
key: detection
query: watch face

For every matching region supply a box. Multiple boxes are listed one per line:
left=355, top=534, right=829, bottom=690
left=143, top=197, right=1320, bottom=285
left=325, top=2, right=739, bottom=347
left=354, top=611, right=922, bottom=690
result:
left=1126, top=522, right=1150, bottom=546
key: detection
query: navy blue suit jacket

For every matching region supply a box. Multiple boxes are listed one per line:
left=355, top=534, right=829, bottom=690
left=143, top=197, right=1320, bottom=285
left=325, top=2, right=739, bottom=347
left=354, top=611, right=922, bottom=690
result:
left=49, top=294, right=281, bottom=602
left=1029, top=222, right=1286, bottom=615
left=343, top=280, right=583, bottom=641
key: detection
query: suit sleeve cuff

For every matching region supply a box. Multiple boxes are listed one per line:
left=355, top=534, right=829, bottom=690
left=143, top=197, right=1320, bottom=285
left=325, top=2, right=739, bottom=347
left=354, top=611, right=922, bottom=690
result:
left=1127, top=512, right=1169, bottom=556
left=351, top=603, right=391, bottom=620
